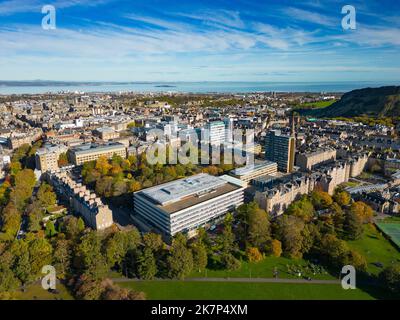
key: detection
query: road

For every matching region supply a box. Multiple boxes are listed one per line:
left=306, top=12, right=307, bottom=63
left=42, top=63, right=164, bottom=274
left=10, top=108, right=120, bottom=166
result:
left=112, top=277, right=341, bottom=284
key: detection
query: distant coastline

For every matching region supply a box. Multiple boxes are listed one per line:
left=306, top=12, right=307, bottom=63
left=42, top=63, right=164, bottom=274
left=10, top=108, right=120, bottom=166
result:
left=0, top=80, right=399, bottom=95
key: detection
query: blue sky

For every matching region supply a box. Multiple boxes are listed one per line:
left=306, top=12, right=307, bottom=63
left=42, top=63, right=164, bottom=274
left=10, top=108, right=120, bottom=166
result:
left=0, top=0, right=399, bottom=82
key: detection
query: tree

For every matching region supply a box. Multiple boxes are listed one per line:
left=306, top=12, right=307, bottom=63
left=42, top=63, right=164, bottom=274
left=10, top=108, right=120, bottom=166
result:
left=311, top=190, right=333, bottom=210
left=77, top=217, right=85, bottom=232
left=379, top=264, right=400, bottom=294
left=10, top=240, right=32, bottom=283
left=52, top=236, right=72, bottom=279
left=37, top=183, right=57, bottom=209
left=101, top=278, right=146, bottom=300
left=246, top=247, right=263, bottom=262
left=58, top=152, right=69, bottom=167
left=344, top=210, right=363, bottom=240
left=218, top=213, right=235, bottom=254
left=345, top=250, right=367, bottom=272
left=45, top=221, right=57, bottom=238
left=286, top=196, right=315, bottom=222
left=318, top=234, right=349, bottom=267
left=104, top=229, right=141, bottom=269
left=350, top=202, right=374, bottom=223
left=275, top=215, right=306, bottom=259
left=0, top=264, right=20, bottom=293
left=332, top=203, right=345, bottom=237
left=137, top=248, right=157, bottom=280
left=191, top=243, right=208, bottom=272
left=29, top=237, right=53, bottom=277
left=74, top=274, right=104, bottom=300
left=247, top=206, right=271, bottom=249
left=270, top=239, right=282, bottom=257
left=1, top=202, right=21, bottom=238
left=27, top=201, right=44, bottom=232
left=75, top=232, right=108, bottom=279
left=95, top=156, right=112, bottom=176
left=167, top=234, right=193, bottom=279
left=221, top=253, right=241, bottom=271
left=334, top=190, right=351, bottom=207
left=63, top=216, right=83, bottom=240
left=142, top=233, right=163, bottom=252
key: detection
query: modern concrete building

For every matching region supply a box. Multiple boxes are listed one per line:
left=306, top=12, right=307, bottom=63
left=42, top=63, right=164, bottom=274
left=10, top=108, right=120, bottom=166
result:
left=67, top=142, right=126, bottom=165
left=265, top=130, right=295, bottom=173
left=230, top=160, right=278, bottom=183
left=133, top=173, right=245, bottom=238
left=45, top=171, right=113, bottom=230
left=205, top=121, right=226, bottom=146
left=35, top=144, right=68, bottom=172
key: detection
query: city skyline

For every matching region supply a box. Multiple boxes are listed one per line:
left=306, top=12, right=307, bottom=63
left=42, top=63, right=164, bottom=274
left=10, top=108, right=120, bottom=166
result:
left=0, top=0, right=399, bottom=82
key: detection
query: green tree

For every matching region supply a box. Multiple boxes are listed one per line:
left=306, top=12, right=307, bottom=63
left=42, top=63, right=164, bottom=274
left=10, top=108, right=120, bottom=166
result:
left=344, top=210, right=363, bottom=240
left=52, top=236, right=72, bottom=279
left=379, top=264, right=400, bottom=294
left=142, top=233, right=163, bottom=252
left=349, top=201, right=374, bottom=223
left=221, top=253, right=241, bottom=271
left=275, top=215, right=306, bottom=259
left=75, top=232, right=108, bottom=279
left=45, top=221, right=57, bottom=238
left=311, top=190, right=333, bottom=210
left=37, top=183, right=57, bottom=209
left=167, top=234, right=193, bottom=279
left=286, top=196, right=315, bottom=222
left=334, top=190, right=351, bottom=207
left=0, top=264, right=20, bottom=292
left=191, top=243, right=208, bottom=272
left=137, top=248, right=157, bottom=280
left=29, top=237, right=53, bottom=277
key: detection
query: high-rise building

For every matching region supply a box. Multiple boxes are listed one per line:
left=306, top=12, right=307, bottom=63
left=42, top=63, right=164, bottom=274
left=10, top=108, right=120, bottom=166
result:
left=205, top=121, right=226, bottom=146
left=265, top=130, right=295, bottom=173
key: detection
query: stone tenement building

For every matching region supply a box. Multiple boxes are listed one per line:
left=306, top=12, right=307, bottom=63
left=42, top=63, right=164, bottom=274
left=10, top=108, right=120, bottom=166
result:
left=296, top=147, right=337, bottom=171
left=45, top=171, right=114, bottom=230
left=254, top=175, right=314, bottom=217
left=254, top=153, right=369, bottom=216
left=8, top=128, right=43, bottom=149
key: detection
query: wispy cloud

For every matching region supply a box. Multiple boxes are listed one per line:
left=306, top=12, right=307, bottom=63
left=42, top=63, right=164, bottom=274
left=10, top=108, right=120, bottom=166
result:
left=0, top=0, right=112, bottom=15
left=282, top=7, right=338, bottom=27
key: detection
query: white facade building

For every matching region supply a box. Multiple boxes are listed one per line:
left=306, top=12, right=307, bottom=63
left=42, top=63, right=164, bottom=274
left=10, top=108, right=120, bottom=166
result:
left=133, top=173, right=245, bottom=238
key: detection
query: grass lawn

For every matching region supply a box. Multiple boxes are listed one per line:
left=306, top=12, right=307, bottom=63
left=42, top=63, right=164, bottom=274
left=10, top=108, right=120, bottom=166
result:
left=347, top=224, right=400, bottom=275
left=341, top=181, right=361, bottom=188
left=295, top=100, right=337, bottom=110
left=13, top=283, right=74, bottom=300
left=190, top=256, right=336, bottom=280
left=119, top=280, right=374, bottom=300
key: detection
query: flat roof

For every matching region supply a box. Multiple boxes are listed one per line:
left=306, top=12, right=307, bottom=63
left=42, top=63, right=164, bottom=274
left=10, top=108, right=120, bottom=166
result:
left=136, top=173, right=244, bottom=213
left=71, top=142, right=125, bottom=155
left=231, top=160, right=277, bottom=176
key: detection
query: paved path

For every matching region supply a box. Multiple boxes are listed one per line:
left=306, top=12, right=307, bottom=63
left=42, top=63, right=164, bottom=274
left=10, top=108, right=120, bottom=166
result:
left=112, top=277, right=341, bottom=284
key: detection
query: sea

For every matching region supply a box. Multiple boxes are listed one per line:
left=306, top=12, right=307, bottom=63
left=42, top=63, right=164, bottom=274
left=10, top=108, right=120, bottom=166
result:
left=0, top=81, right=398, bottom=95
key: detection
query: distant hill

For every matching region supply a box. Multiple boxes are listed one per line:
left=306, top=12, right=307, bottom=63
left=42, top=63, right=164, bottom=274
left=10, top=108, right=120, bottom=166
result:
left=299, top=86, right=400, bottom=118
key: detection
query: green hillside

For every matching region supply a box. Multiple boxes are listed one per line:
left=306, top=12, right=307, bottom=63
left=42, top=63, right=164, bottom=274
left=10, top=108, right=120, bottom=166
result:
left=300, top=86, right=400, bottom=118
